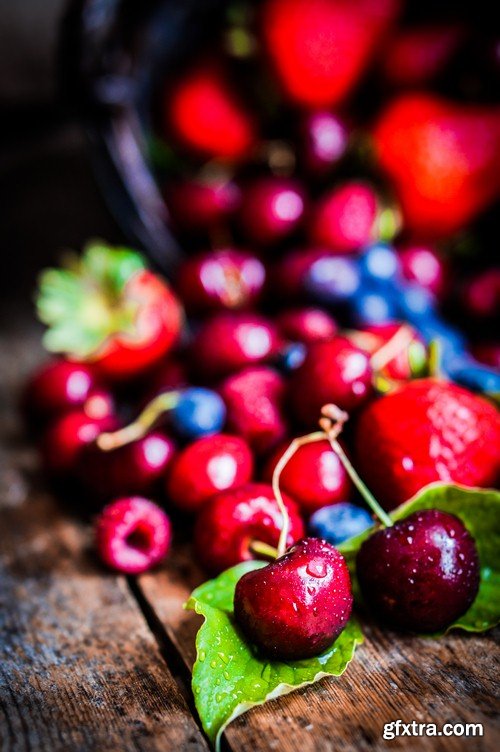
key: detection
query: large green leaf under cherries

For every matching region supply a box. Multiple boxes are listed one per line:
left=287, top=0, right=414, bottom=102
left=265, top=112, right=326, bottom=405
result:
left=185, top=561, right=363, bottom=750
left=338, top=483, right=500, bottom=634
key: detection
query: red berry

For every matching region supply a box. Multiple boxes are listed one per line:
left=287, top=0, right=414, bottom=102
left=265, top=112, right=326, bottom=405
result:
left=356, top=510, right=479, bottom=632
left=398, top=243, right=447, bottom=298
left=288, top=337, right=373, bottom=427
left=263, top=439, right=351, bottom=516
left=176, top=249, right=265, bottom=314
left=194, top=482, right=304, bottom=574
left=83, top=432, right=176, bottom=498
left=166, top=65, right=255, bottom=160
left=381, top=24, right=464, bottom=88
left=166, top=434, right=253, bottom=512
left=235, top=538, right=352, bottom=659
left=276, top=307, right=338, bottom=344
left=95, top=497, right=171, bottom=574
left=239, top=177, right=306, bottom=246
left=471, top=343, right=500, bottom=370
left=270, top=247, right=330, bottom=300
left=191, top=313, right=281, bottom=379
left=301, top=111, right=349, bottom=174
left=24, top=359, right=98, bottom=423
left=355, top=379, right=500, bottom=510
left=311, top=182, right=380, bottom=253
left=463, top=269, right=500, bottom=318
left=166, top=176, right=241, bottom=232
left=41, top=412, right=116, bottom=476
left=262, top=0, right=400, bottom=108
left=220, top=366, right=287, bottom=454
left=374, top=94, right=500, bottom=237
left=351, top=322, right=426, bottom=381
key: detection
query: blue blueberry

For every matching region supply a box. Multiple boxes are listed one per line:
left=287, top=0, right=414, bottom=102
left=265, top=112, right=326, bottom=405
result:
left=351, top=287, right=397, bottom=326
left=305, top=256, right=361, bottom=304
left=359, top=242, right=400, bottom=284
left=171, top=387, right=226, bottom=439
left=448, top=363, right=500, bottom=394
left=309, top=503, right=373, bottom=545
left=275, top=342, right=306, bottom=372
left=395, top=283, right=436, bottom=323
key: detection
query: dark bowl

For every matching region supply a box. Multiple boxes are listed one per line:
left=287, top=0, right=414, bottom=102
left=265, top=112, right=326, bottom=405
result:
left=60, top=0, right=231, bottom=275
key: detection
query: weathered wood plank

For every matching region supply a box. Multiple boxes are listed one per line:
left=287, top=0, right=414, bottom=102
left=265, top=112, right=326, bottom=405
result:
left=0, top=327, right=209, bottom=752
left=138, top=543, right=500, bottom=752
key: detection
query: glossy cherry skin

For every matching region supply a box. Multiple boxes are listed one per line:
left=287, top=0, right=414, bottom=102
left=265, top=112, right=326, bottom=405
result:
left=356, top=510, right=480, bottom=632
left=166, top=176, right=241, bottom=232
left=264, top=440, right=351, bottom=516
left=234, top=537, right=353, bottom=660
left=398, top=244, right=447, bottom=298
left=176, top=249, right=265, bottom=314
left=166, top=434, right=253, bottom=512
left=194, top=483, right=304, bottom=574
left=191, top=313, right=281, bottom=379
left=82, top=431, right=176, bottom=498
left=24, top=359, right=100, bottom=424
left=239, top=177, right=306, bottom=246
left=270, top=247, right=330, bottom=301
left=288, top=337, right=373, bottom=427
left=471, top=343, right=500, bottom=370
left=311, top=182, right=379, bottom=253
left=219, top=367, right=287, bottom=455
left=276, top=308, right=338, bottom=344
left=301, top=111, right=349, bottom=174
left=41, top=412, right=117, bottom=476
left=463, top=269, right=500, bottom=318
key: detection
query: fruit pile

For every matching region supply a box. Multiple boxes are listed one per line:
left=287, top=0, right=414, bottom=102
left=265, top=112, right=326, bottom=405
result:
left=23, top=0, right=499, bottom=745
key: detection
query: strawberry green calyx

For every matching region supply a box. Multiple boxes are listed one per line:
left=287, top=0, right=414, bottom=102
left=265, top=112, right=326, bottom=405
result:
left=36, top=241, right=148, bottom=360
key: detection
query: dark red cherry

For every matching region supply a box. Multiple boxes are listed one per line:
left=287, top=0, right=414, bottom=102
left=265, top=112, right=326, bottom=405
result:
left=176, top=249, right=265, bottom=314
left=398, top=243, right=447, bottom=298
left=263, top=439, right=351, bottom=516
left=311, top=182, right=380, bottom=253
left=24, top=359, right=100, bottom=424
left=288, top=337, right=373, bottom=426
left=194, top=482, right=304, bottom=574
left=301, top=111, right=349, bottom=174
left=41, top=411, right=117, bottom=476
left=166, top=433, right=253, bottom=512
left=166, top=175, right=241, bottom=232
left=276, top=307, right=338, bottom=344
left=191, top=312, right=281, bottom=379
left=82, top=431, right=176, bottom=498
left=269, top=247, right=330, bottom=300
left=234, top=537, right=353, bottom=660
left=239, top=177, right=306, bottom=246
left=356, top=510, right=480, bottom=632
left=463, top=269, right=500, bottom=319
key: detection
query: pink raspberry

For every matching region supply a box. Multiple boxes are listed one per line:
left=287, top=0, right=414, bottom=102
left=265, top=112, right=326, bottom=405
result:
left=95, top=497, right=171, bottom=574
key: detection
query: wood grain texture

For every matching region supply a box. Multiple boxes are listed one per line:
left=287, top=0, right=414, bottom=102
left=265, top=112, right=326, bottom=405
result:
left=138, top=543, right=500, bottom=752
left=0, top=326, right=208, bottom=752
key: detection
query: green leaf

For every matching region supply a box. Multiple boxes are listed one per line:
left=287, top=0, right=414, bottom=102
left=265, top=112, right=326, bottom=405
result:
left=36, top=241, right=147, bottom=359
left=338, top=483, right=500, bottom=634
left=186, top=561, right=363, bottom=750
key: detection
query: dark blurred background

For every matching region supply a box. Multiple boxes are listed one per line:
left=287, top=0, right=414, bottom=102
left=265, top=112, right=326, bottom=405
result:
left=0, top=0, right=121, bottom=314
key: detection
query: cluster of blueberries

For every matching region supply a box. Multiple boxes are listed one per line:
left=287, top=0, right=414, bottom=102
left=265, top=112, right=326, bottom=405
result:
left=304, top=242, right=500, bottom=395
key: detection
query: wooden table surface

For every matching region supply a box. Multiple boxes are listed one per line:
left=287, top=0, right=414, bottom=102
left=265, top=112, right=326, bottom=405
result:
left=1, top=321, right=499, bottom=752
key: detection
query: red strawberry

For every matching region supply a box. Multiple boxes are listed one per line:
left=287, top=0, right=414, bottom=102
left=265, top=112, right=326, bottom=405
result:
left=381, top=24, right=464, bottom=87
left=355, top=379, right=500, bottom=510
left=166, top=64, right=255, bottom=160
left=374, top=94, right=500, bottom=237
left=262, top=0, right=400, bottom=108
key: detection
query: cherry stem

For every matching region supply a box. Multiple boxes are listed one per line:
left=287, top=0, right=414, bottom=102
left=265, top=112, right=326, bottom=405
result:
left=272, top=430, right=325, bottom=557
left=249, top=540, right=279, bottom=561
left=319, top=405, right=393, bottom=528
left=369, top=324, right=415, bottom=373
left=97, top=391, right=181, bottom=451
